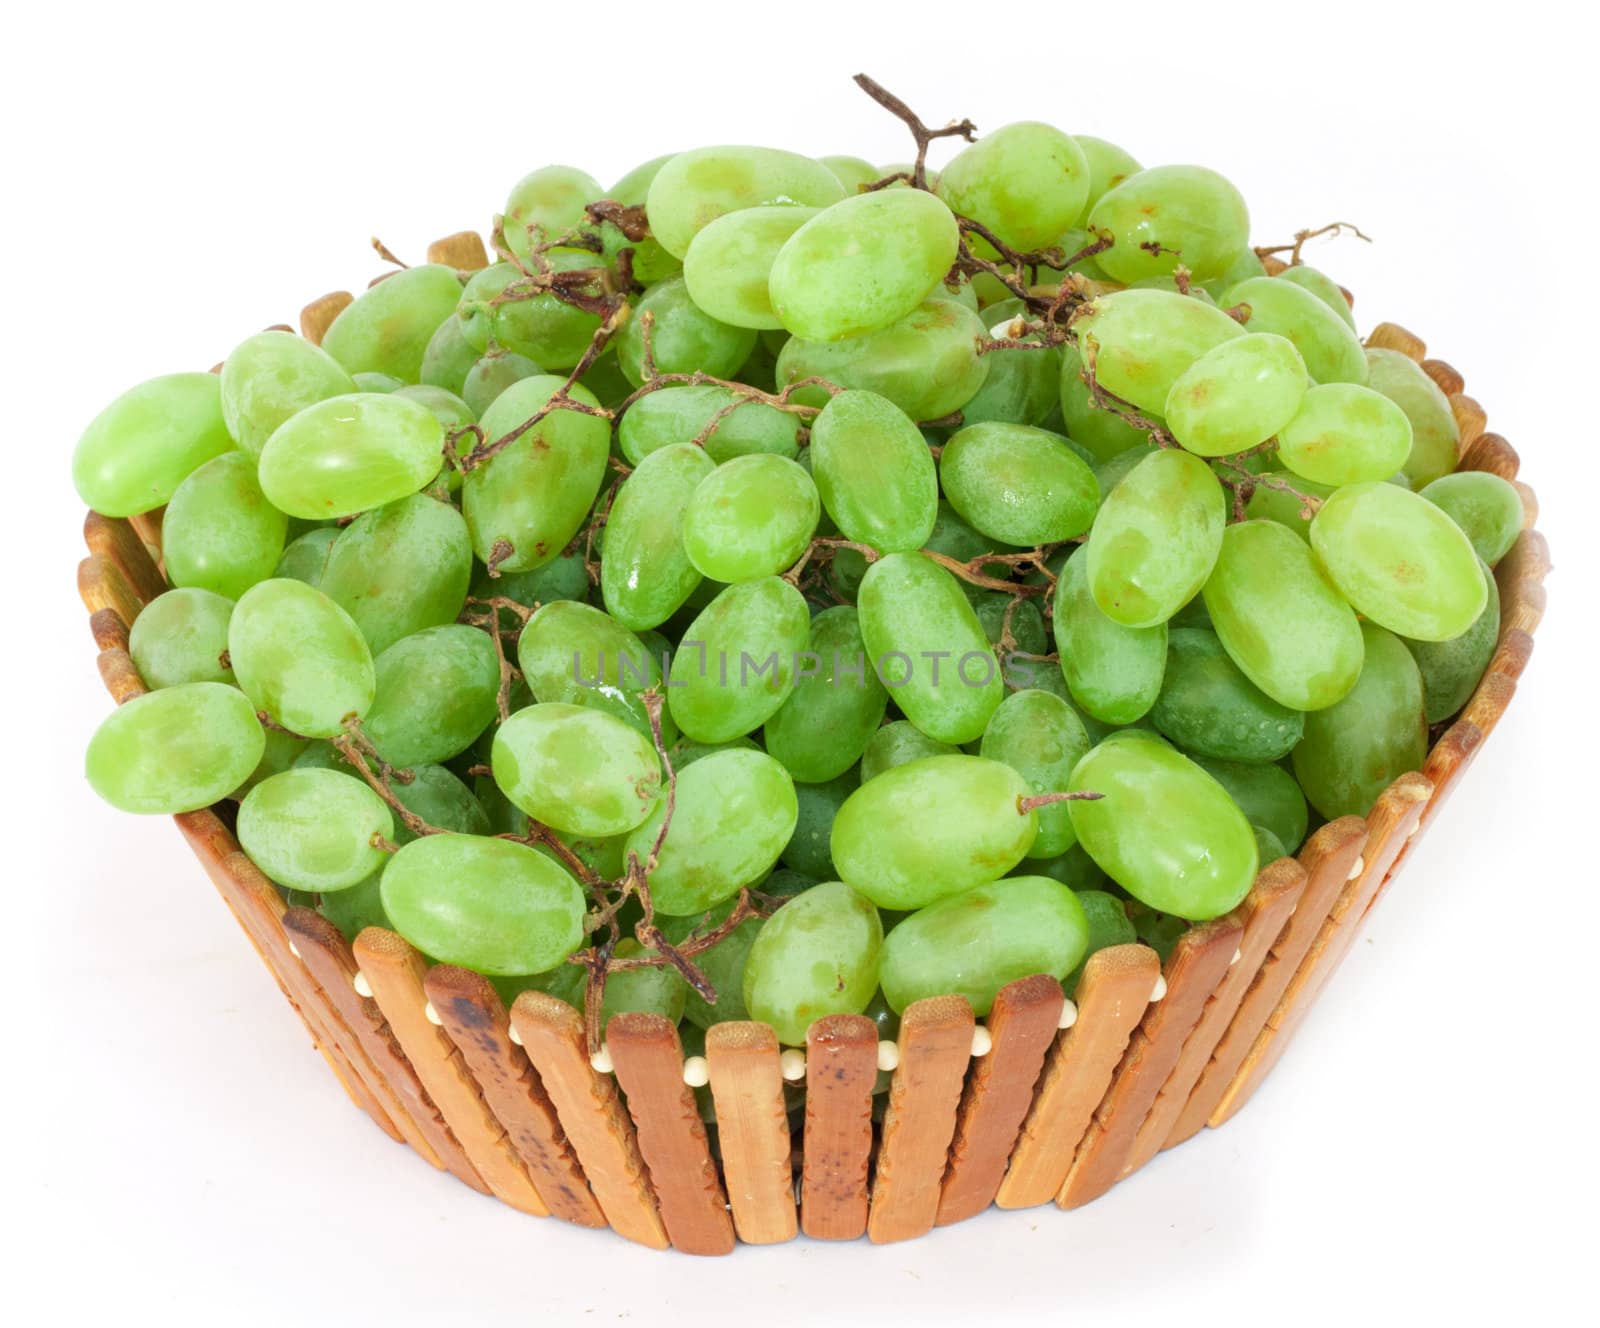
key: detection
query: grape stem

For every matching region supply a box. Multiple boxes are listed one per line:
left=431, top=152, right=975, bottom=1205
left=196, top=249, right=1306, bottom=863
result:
left=850, top=73, right=976, bottom=191
left=457, top=597, right=526, bottom=724
left=1254, top=221, right=1372, bottom=266
left=370, top=237, right=409, bottom=270
left=1017, top=791, right=1103, bottom=813
left=333, top=727, right=435, bottom=839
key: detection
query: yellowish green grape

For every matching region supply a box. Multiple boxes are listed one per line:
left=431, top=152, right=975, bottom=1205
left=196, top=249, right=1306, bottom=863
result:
left=1151, top=627, right=1305, bottom=762
left=1062, top=888, right=1136, bottom=993
left=601, top=941, right=689, bottom=1026
left=237, top=769, right=392, bottom=891
left=519, top=600, right=675, bottom=743
left=420, top=315, right=479, bottom=396
left=274, top=527, right=339, bottom=586
left=781, top=772, right=856, bottom=877
left=162, top=452, right=286, bottom=601
left=1074, top=136, right=1142, bottom=215
left=683, top=205, right=818, bottom=330
left=940, top=422, right=1100, bottom=546
left=129, top=588, right=235, bottom=689
left=229, top=578, right=376, bottom=737
left=601, top=443, right=715, bottom=630
left=1052, top=552, right=1167, bottom=724
left=1420, top=471, right=1523, bottom=565
left=1242, top=470, right=1333, bottom=541
left=1057, top=343, right=1152, bottom=461
left=963, top=297, right=1061, bottom=427
left=1364, top=347, right=1459, bottom=489
left=937, top=122, right=1090, bottom=252
left=73, top=373, right=234, bottom=517
left=644, top=146, right=846, bottom=259
left=662, top=900, right=763, bottom=1029
left=808, top=390, right=938, bottom=554
left=859, top=721, right=959, bottom=782
left=616, top=385, right=802, bottom=466
left=461, top=350, right=541, bottom=417
left=321, top=265, right=463, bottom=382
left=1275, top=265, right=1355, bottom=328
left=616, top=275, right=756, bottom=385
left=1073, top=289, right=1246, bottom=415
left=980, top=689, right=1091, bottom=858
left=364, top=625, right=500, bottom=766
left=819, top=155, right=880, bottom=192
left=1278, top=383, right=1414, bottom=486
left=1194, top=756, right=1308, bottom=854
left=763, top=606, right=888, bottom=783
left=742, top=881, right=882, bottom=1045
left=1223, top=276, right=1367, bottom=386
left=457, top=257, right=604, bottom=371
left=1089, top=165, right=1250, bottom=284
left=492, top=702, right=662, bottom=838
left=503, top=164, right=602, bottom=256
left=221, top=330, right=357, bottom=458
left=1164, top=333, right=1308, bottom=456
left=1404, top=562, right=1500, bottom=723
left=681, top=454, right=819, bottom=582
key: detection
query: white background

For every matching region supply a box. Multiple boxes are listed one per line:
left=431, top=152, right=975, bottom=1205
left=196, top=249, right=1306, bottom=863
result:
left=6, top=2, right=1594, bottom=1322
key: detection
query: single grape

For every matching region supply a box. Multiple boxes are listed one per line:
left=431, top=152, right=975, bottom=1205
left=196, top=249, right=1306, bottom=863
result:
left=1223, top=276, right=1368, bottom=386
left=980, top=689, right=1092, bottom=858
left=644, top=146, right=846, bottom=260
left=461, top=349, right=543, bottom=417
left=519, top=600, right=675, bottom=743
left=1193, top=756, right=1309, bottom=854
left=237, top=768, right=393, bottom=891
left=1364, top=347, right=1459, bottom=489
left=231, top=728, right=310, bottom=804
left=1021, top=843, right=1109, bottom=893
left=420, top=314, right=480, bottom=396
left=681, top=454, right=820, bottom=582
left=1404, top=561, right=1500, bottom=723
left=1241, top=470, right=1334, bottom=542
left=1277, top=383, right=1414, bottom=486
left=937, top=122, right=1090, bottom=252
left=819, top=154, right=881, bottom=193
left=1089, top=165, right=1250, bottom=284
left=616, top=275, right=756, bottom=385
left=1052, top=550, right=1167, bottom=724
left=221, top=330, right=357, bottom=458
left=159, top=452, right=286, bottom=601
left=859, top=721, right=958, bottom=782
left=1275, top=265, right=1356, bottom=329
left=1072, top=289, right=1246, bottom=416
left=502, top=164, right=603, bottom=256
left=475, top=550, right=590, bottom=616
left=742, top=881, right=882, bottom=1045
left=1151, top=627, right=1305, bottom=763
left=940, top=422, right=1100, bottom=546
left=73, top=373, right=234, bottom=517
left=456, top=257, right=605, bottom=371
left=1163, top=333, right=1308, bottom=457
left=317, top=872, right=390, bottom=942
left=492, top=701, right=662, bottom=839
left=764, top=607, right=888, bottom=782
left=808, top=390, right=939, bottom=554
left=128, top=587, right=236, bottom=689
left=601, top=940, right=690, bottom=1027
left=393, top=383, right=475, bottom=433
left=352, top=372, right=404, bottom=394
left=616, top=384, right=802, bottom=466
left=683, top=204, right=819, bottom=330
left=600, top=443, right=714, bottom=630
left=1419, top=471, right=1524, bottom=565
left=321, top=265, right=464, bottom=383
left=961, top=297, right=1062, bottom=428
left=364, top=624, right=500, bottom=767
left=662, top=900, right=764, bottom=1029
left=975, top=592, right=1049, bottom=656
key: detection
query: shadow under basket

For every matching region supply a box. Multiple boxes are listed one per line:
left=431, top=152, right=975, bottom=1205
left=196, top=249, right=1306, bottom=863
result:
left=77, top=244, right=1550, bottom=1253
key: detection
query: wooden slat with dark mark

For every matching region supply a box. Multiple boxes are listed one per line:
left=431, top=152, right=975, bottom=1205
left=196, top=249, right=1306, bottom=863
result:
left=800, top=1014, right=877, bottom=1241
left=706, top=1022, right=797, bottom=1245
left=89, top=608, right=130, bottom=653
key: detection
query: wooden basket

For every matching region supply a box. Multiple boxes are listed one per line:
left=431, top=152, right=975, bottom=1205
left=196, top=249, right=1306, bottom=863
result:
left=76, top=240, right=1549, bottom=1253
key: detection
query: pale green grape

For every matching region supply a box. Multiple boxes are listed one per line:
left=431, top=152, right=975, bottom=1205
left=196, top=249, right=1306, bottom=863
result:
left=492, top=701, right=662, bottom=838
left=1089, top=165, right=1250, bottom=284
left=1310, top=482, right=1486, bottom=641
left=380, top=834, right=585, bottom=975
left=860, top=721, right=959, bottom=782
left=742, top=881, right=881, bottom=1045
left=393, top=384, right=475, bottom=433
left=1276, top=265, right=1356, bottom=328
left=644, top=146, right=846, bottom=259
left=961, top=297, right=1061, bottom=428
left=1193, top=756, right=1308, bottom=854
left=461, top=349, right=542, bottom=417
left=1223, top=276, right=1367, bottom=386
left=318, top=874, right=390, bottom=942
left=519, top=600, right=675, bottom=743
left=73, top=373, right=234, bottom=517
left=321, top=265, right=464, bottom=382
left=683, top=205, right=818, bottom=330
left=601, top=443, right=714, bottom=630
left=364, top=624, right=500, bottom=766
left=1062, top=888, right=1137, bottom=993
left=1201, top=520, right=1363, bottom=711
left=1052, top=552, right=1167, bottom=724
left=616, top=385, right=802, bottom=466
left=1292, top=623, right=1427, bottom=819
left=475, top=550, right=589, bottom=615
left=808, top=390, right=938, bottom=554
left=456, top=257, right=605, bottom=371
left=1164, top=333, right=1308, bottom=456
left=616, top=275, right=756, bottom=385
left=374, top=762, right=491, bottom=843
left=1420, top=471, right=1523, bottom=565
left=818, top=154, right=879, bottom=192
left=1151, top=627, right=1305, bottom=762
left=831, top=755, right=1035, bottom=909
left=1278, top=383, right=1414, bottom=486
left=237, top=768, right=392, bottom=891
left=768, top=189, right=959, bottom=341
left=1069, top=730, right=1256, bottom=919
left=975, top=593, right=1048, bottom=655
left=681, top=454, right=819, bottom=582
left=232, top=727, right=312, bottom=800
left=162, top=452, right=287, bottom=601
left=1057, top=343, right=1152, bottom=461
left=1242, top=470, right=1333, bottom=541
left=229, top=578, right=376, bottom=737
left=1364, top=348, right=1459, bottom=489
left=980, top=689, right=1091, bottom=857
left=128, top=588, right=235, bottom=689
left=274, top=527, right=339, bottom=586
left=1074, top=136, right=1142, bottom=216
left=763, top=606, right=887, bottom=782
left=1404, top=561, right=1500, bottom=723
left=1023, top=844, right=1108, bottom=894
left=937, top=122, right=1090, bottom=252
left=352, top=372, right=404, bottom=393
left=601, top=940, right=689, bottom=1026
left=85, top=682, right=265, bottom=814
left=880, top=876, right=1088, bottom=1016
left=1073, top=289, right=1246, bottom=415
left=662, top=901, right=764, bottom=1029
left=221, top=330, right=357, bottom=457
left=781, top=771, right=857, bottom=878
left=502, top=164, right=603, bottom=256
left=1203, top=248, right=1267, bottom=300
left=941, top=422, right=1099, bottom=545
left=257, top=393, right=444, bottom=519
left=420, top=314, right=479, bottom=396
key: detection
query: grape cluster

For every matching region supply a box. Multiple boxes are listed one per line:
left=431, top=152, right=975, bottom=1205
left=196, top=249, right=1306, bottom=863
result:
left=77, top=79, right=1516, bottom=1058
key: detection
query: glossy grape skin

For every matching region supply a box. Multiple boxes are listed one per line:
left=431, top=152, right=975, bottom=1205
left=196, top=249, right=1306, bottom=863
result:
left=394, top=383, right=475, bottom=433
left=321, top=265, right=463, bottom=383
left=616, top=275, right=756, bottom=385
left=781, top=771, right=857, bottom=878
left=492, top=702, right=662, bottom=839
left=85, top=682, right=265, bottom=814
left=1194, top=756, right=1309, bottom=855
left=681, top=454, right=819, bottom=582
left=617, top=385, right=801, bottom=466
left=221, top=330, right=358, bottom=457
left=1292, top=623, right=1427, bottom=820
left=1241, top=470, right=1333, bottom=541
left=1073, top=136, right=1142, bottom=215
left=1364, top=348, right=1459, bottom=489
left=859, top=721, right=959, bottom=782
left=274, top=527, right=340, bottom=587
left=668, top=576, right=810, bottom=743
left=1052, top=551, right=1167, bottom=724
left=502, top=164, right=603, bottom=255
left=381, top=834, right=585, bottom=975
left=456, top=257, right=604, bottom=371
left=832, top=755, right=1035, bottom=909
left=460, top=349, right=541, bottom=417
left=318, top=874, right=391, bottom=943
left=73, top=373, right=235, bottom=517
left=1069, top=730, right=1257, bottom=920
left=374, top=762, right=489, bottom=844
left=937, top=122, right=1090, bottom=252
left=363, top=625, right=500, bottom=767
left=880, top=876, right=1088, bottom=1016
left=1057, top=343, right=1152, bottom=461
left=356, top=368, right=417, bottom=395
left=742, top=881, right=882, bottom=1045
left=128, top=588, right=235, bottom=689
left=1310, top=482, right=1486, bottom=641
left=819, top=154, right=880, bottom=192
left=1201, top=520, right=1363, bottom=712
left=257, top=393, right=444, bottom=520
left=644, top=146, right=846, bottom=260
left=600, top=940, right=689, bottom=1027
left=764, top=607, right=888, bottom=782
left=682, top=205, right=818, bottom=330
left=464, top=375, right=609, bottom=573
left=600, top=443, right=714, bottom=630
left=626, top=749, right=797, bottom=916
left=1089, top=165, right=1250, bottom=284
left=1420, top=472, right=1523, bottom=565
left=940, top=422, right=1100, bottom=547
left=1276, top=265, right=1356, bottom=329
left=160, top=451, right=287, bottom=601
left=1151, top=627, right=1305, bottom=763
left=776, top=299, right=991, bottom=423
left=1073, top=289, right=1246, bottom=416
left=1404, top=562, right=1500, bottom=723
left=1062, top=888, right=1137, bottom=993
left=229, top=578, right=376, bottom=738
left=663, top=900, right=763, bottom=1029
left=237, top=769, right=392, bottom=891
left=976, top=593, right=1048, bottom=656
left=1278, top=383, right=1414, bottom=486
left=1224, top=276, right=1367, bottom=386
left=420, top=315, right=480, bottom=396
left=808, top=390, right=938, bottom=554
left=1164, top=333, right=1308, bottom=457
left=961, top=298, right=1061, bottom=428
left=857, top=552, right=1004, bottom=745
left=980, top=689, right=1091, bottom=858
left=518, top=601, right=675, bottom=743
left=769, top=189, right=959, bottom=342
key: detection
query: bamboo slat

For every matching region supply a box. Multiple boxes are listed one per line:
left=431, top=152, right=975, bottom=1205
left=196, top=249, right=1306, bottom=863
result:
left=1460, top=431, right=1520, bottom=480
left=1366, top=322, right=1426, bottom=360
left=705, top=1022, right=797, bottom=1246
left=1418, top=720, right=1485, bottom=833
left=1421, top=358, right=1465, bottom=396
left=936, top=975, right=1063, bottom=1226
left=89, top=607, right=129, bottom=653
left=800, top=1014, right=877, bottom=1241
left=607, top=1013, right=734, bottom=1256
left=426, top=231, right=489, bottom=270
left=78, top=554, right=144, bottom=630
left=127, top=508, right=164, bottom=560
left=299, top=291, right=352, bottom=344
left=1451, top=394, right=1487, bottom=450
left=84, top=511, right=167, bottom=606
left=96, top=647, right=147, bottom=705
left=867, top=995, right=974, bottom=1244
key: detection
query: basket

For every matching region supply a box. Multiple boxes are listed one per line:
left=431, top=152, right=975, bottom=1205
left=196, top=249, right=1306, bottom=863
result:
left=75, top=230, right=1550, bottom=1254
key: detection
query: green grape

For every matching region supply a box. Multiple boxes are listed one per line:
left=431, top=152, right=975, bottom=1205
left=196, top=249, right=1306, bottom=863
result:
left=941, top=422, right=1099, bottom=546
left=958, top=297, right=1061, bottom=428
left=237, top=769, right=393, bottom=891
left=683, top=204, right=818, bottom=330
left=380, top=763, right=491, bottom=843
left=764, top=607, right=887, bottom=782
left=808, top=390, right=938, bottom=554
left=352, top=372, right=404, bottom=393
left=937, top=122, right=1089, bottom=252
left=818, top=154, right=880, bottom=192
left=393, top=384, right=475, bottom=433
left=1405, top=561, right=1500, bottom=723
left=502, top=164, right=603, bottom=256
left=1241, top=470, right=1333, bottom=541
left=681, top=454, right=819, bottom=582
left=1292, top=623, right=1427, bottom=819
left=1052, top=551, right=1167, bottom=724
left=879, top=876, right=1088, bottom=1016
left=667, top=576, right=810, bottom=742
left=1420, top=471, right=1523, bottom=565
left=1062, top=888, right=1137, bottom=994
left=257, top=393, right=444, bottom=520
left=616, top=385, right=802, bottom=466
left=616, top=275, right=756, bottom=385
left=226, top=724, right=303, bottom=804
left=477, top=547, right=589, bottom=609
left=1089, top=165, right=1249, bottom=284
left=491, top=701, right=662, bottom=838
left=857, top=552, right=1004, bottom=744
left=768, top=189, right=959, bottom=342
left=420, top=314, right=480, bottom=396
left=742, top=881, right=881, bottom=1045
left=1151, top=627, right=1305, bottom=762
left=1364, top=348, right=1459, bottom=489
left=975, top=593, right=1048, bottom=656
left=859, top=721, right=957, bottom=782
left=461, top=349, right=543, bottom=417
left=775, top=298, right=991, bottom=422
left=1223, top=276, right=1367, bottom=386
left=318, top=873, right=391, bottom=942
left=364, top=624, right=500, bottom=766
left=1275, top=265, right=1355, bottom=329
left=73, top=373, right=234, bottom=517
left=321, top=265, right=463, bottom=382
left=380, top=833, right=585, bottom=975
left=518, top=600, right=675, bottom=743
left=229, top=578, right=376, bottom=737
left=161, top=452, right=287, bottom=601
left=601, top=443, right=714, bottom=630
left=625, top=749, right=797, bottom=915
left=665, top=735, right=758, bottom=769
left=1202, top=520, right=1363, bottom=711
left=1073, top=289, right=1246, bottom=415
left=1130, top=906, right=1188, bottom=962
left=1068, top=730, right=1257, bottom=920
left=319, top=493, right=472, bottom=655
left=220, top=330, right=357, bottom=458
left=1073, top=136, right=1142, bottom=216
left=1164, top=333, right=1308, bottom=456
left=1085, top=449, right=1226, bottom=628
left=456, top=257, right=605, bottom=371
left=129, top=588, right=235, bottom=689
left=464, top=375, right=609, bottom=573
left=1056, top=344, right=1151, bottom=462
left=781, top=771, right=857, bottom=878
left=85, top=682, right=265, bottom=814
left=644, top=146, right=846, bottom=260
left=1252, top=823, right=1288, bottom=865
left=980, top=689, right=1091, bottom=857
left=495, top=960, right=587, bottom=1013
left=601, top=153, right=683, bottom=284
left=1310, top=482, right=1486, bottom=641
left=662, top=900, right=764, bottom=1029
left=1020, top=843, right=1108, bottom=893
left=601, top=940, right=689, bottom=1027
left=1170, top=592, right=1212, bottom=630
left=273, top=527, right=339, bottom=586
left=1277, top=383, right=1414, bottom=486
left=831, top=755, right=1035, bottom=909
left=1193, top=756, right=1309, bottom=855
left=1203, top=247, right=1267, bottom=300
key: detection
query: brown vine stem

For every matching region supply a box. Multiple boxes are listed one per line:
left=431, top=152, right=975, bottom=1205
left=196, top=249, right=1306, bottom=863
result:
left=370, top=237, right=408, bottom=269
left=1018, top=791, right=1103, bottom=813
left=851, top=73, right=976, bottom=190
left=457, top=598, right=524, bottom=724
left=333, top=728, right=435, bottom=839
left=1254, top=221, right=1372, bottom=266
